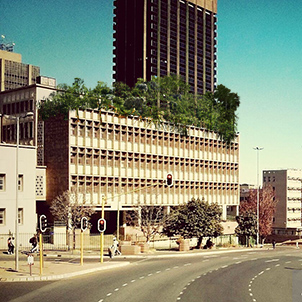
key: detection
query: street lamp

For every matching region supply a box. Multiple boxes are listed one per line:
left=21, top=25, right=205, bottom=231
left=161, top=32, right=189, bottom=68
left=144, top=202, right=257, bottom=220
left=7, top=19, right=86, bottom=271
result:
left=253, top=146, right=263, bottom=247
left=1, top=112, right=34, bottom=271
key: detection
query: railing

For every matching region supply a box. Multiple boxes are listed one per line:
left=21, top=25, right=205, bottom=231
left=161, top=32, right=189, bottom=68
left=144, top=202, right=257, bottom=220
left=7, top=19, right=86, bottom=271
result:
left=0, top=233, right=239, bottom=251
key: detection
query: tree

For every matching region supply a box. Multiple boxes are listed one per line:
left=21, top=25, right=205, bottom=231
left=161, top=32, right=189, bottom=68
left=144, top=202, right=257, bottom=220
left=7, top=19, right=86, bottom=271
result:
left=236, top=185, right=277, bottom=243
left=39, top=76, right=240, bottom=145
left=126, top=206, right=165, bottom=243
left=50, top=190, right=95, bottom=249
left=235, top=210, right=257, bottom=247
left=162, top=198, right=223, bottom=248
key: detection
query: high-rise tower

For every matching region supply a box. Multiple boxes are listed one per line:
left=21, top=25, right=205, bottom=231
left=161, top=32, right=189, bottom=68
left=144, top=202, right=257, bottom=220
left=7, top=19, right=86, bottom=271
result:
left=113, top=0, right=217, bottom=94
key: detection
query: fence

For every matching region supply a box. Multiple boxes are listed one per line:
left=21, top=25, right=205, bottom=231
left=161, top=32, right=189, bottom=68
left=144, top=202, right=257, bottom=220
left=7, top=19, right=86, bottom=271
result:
left=0, top=233, right=238, bottom=252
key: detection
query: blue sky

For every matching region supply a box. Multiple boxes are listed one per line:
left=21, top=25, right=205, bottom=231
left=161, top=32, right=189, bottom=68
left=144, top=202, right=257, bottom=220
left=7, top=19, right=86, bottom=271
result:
left=1, top=0, right=301, bottom=184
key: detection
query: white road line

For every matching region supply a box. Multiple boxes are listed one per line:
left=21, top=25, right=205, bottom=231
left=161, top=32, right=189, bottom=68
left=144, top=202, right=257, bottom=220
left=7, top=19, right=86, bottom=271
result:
left=123, top=283, right=128, bottom=287
left=265, top=259, right=279, bottom=263
left=221, top=265, right=228, bottom=269
left=106, top=293, right=112, bottom=297
left=131, top=279, right=136, bottom=283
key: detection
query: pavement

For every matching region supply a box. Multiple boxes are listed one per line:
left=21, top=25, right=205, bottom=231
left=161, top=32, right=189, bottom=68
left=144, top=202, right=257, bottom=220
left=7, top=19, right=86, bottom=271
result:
left=0, top=246, right=265, bottom=282
left=0, top=250, right=130, bottom=282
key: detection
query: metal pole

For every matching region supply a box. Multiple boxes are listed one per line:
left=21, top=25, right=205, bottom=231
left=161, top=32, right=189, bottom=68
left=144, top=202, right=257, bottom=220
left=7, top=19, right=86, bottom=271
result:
left=256, top=150, right=259, bottom=246
left=15, top=117, right=19, bottom=271
left=254, top=147, right=263, bottom=247
left=39, top=233, right=43, bottom=275
left=80, top=230, right=84, bottom=266
left=100, top=195, right=105, bottom=263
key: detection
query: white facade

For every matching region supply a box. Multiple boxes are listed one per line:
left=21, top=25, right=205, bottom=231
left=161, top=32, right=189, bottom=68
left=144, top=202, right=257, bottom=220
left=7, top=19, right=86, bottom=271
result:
left=0, top=144, right=37, bottom=234
left=263, top=169, right=302, bottom=234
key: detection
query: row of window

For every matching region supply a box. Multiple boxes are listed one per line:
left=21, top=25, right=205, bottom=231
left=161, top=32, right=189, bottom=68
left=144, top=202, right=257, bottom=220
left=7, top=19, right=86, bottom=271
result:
left=0, top=208, right=23, bottom=226
left=0, top=174, right=24, bottom=192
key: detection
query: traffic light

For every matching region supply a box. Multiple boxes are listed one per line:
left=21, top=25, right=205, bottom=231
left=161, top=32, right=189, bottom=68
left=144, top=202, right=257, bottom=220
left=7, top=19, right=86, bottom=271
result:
left=166, top=173, right=173, bottom=187
left=81, top=217, right=88, bottom=232
left=39, top=214, right=47, bottom=233
left=98, top=218, right=106, bottom=233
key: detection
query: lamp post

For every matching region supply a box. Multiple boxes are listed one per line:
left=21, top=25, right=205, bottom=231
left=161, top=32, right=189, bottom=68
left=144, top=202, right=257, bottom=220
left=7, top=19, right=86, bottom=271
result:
left=2, top=112, right=34, bottom=271
left=253, top=146, right=263, bottom=246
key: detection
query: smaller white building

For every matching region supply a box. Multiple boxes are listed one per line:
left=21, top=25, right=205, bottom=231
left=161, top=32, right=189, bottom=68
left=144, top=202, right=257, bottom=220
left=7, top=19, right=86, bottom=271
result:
left=0, top=144, right=37, bottom=235
left=263, top=169, right=302, bottom=236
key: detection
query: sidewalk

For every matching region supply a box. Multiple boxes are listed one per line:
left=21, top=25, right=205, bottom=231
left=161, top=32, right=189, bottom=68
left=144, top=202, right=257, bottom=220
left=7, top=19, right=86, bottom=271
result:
left=0, top=251, right=130, bottom=282
left=0, top=246, right=260, bottom=282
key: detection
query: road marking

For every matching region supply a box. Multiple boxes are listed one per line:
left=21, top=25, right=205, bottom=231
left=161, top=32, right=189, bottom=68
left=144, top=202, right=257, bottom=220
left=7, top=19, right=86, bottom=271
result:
left=266, top=268, right=271, bottom=271
left=265, top=259, right=279, bottom=263
left=114, top=288, right=119, bottom=292
left=166, top=268, right=171, bottom=271
left=174, top=266, right=179, bottom=269
left=157, top=270, right=162, bottom=273
left=258, top=271, right=264, bottom=275
left=123, top=283, right=128, bottom=287
left=275, top=264, right=280, bottom=267
left=285, top=261, right=291, bottom=264
left=140, top=276, right=145, bottom=279
left=131, top=279, right=136, bottom=283
left=221, top=265, right=228, bottom=269
left=184, top=263, right=191, bottom=266
left=106, top=293, right=112, bottom=297
left=148, top=273, right=153, bottom=277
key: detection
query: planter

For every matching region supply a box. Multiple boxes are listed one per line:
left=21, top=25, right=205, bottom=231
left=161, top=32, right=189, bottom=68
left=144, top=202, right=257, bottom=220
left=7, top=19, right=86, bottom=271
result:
left=179, top=239, right=190, bottom=251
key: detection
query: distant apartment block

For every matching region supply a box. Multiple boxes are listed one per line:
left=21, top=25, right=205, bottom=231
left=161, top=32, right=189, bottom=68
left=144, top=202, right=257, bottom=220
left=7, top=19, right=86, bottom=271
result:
left=113, top=0, right=217, bottom=94
left=263, top=169, right=302, bottom=235
left=43, top=108, right=239, bottom=232
left=0, top=49, right=40, bottom=92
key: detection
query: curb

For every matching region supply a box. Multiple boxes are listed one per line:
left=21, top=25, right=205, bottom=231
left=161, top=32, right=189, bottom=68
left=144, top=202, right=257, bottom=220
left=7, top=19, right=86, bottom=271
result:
left=0, top=262, right=130, bottom=282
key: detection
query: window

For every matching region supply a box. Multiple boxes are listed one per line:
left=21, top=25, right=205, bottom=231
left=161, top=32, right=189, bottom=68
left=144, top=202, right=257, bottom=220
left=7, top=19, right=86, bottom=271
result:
left=18, top=208, right=23, bottom=225
left=0, top=174, right=5, bottom=191
left=0, top=209, right=5, bottom=225
left=18, top=175, right=23, bottom=191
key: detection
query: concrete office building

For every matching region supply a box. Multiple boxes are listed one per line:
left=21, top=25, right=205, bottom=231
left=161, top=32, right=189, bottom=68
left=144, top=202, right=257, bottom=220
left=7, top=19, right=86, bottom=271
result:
left=263, top=169, right=302, bottom=236
left=0, top=49, right=40, bottom=92
left=113, top=0, right=217, bottom=94
left=43, top=108, right=239, bottom=233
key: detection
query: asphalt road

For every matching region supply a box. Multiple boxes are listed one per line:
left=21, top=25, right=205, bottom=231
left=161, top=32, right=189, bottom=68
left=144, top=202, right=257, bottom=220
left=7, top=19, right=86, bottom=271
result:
left=2, top=247, right=302, bottom=302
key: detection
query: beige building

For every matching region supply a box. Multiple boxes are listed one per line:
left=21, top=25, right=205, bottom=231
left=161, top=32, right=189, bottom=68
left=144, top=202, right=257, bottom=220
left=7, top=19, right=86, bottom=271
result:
left=44, top=108, right=240, bottom=233
left=0, top=49, right=40, bottom=92
left=263, top=169, right=302, bottom=236
left=0, top=144, right=37, bottom=235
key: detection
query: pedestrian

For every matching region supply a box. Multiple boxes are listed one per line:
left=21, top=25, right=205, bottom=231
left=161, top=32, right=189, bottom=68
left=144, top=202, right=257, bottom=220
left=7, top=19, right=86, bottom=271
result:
left=272, top=240, right=276, bottom=249
left=7, top=237, right=14, bottom=254
left=111, top=237, right=121, bottom=257
left=29, top=234, right=38, bottom=253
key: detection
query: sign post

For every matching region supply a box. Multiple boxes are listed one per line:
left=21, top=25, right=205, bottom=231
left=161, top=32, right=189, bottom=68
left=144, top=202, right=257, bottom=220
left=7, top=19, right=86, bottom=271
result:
left=80, top=217, right=88, bottom=266
left=27, top=254, right=34, bottom=276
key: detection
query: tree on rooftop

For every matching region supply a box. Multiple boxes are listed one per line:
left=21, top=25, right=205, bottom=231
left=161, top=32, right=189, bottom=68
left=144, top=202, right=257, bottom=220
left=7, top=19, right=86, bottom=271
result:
left=39, top=76, right=240, bottom=145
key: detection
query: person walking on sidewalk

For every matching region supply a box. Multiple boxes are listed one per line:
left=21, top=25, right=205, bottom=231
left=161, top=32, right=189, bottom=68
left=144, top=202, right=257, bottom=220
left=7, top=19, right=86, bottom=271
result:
left=29, top=234, right=38, bottom=253
left=7, top=237, right=14, bottom=254
left=109, top=237, right=121, bottom=258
